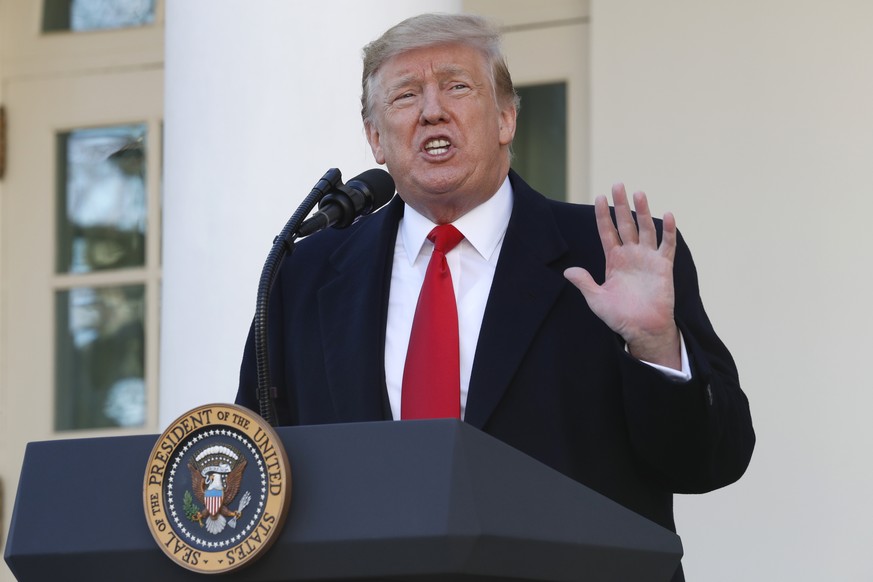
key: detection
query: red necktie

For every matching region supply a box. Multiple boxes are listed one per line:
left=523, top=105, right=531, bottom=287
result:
left=401, top=224, right=465, bottom=419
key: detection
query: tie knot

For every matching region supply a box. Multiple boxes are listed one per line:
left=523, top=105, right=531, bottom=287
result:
left=428, top=224, right=464, bottom=254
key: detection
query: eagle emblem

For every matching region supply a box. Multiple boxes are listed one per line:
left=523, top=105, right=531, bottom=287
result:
left=186, top=444, right=251, bottom=535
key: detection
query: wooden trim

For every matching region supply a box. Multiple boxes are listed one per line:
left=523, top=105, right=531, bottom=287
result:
left=0, top=105, right=6, bottom=179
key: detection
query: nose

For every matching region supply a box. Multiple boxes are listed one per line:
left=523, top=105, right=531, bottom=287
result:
left=419, top=85, right=448, bottom=125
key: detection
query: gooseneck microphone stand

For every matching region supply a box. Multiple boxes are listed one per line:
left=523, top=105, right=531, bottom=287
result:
left=254, top=168, right=343, bottom=426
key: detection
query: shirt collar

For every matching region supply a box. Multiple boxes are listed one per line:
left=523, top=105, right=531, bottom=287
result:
left=400, top=175, right=514, bottom=265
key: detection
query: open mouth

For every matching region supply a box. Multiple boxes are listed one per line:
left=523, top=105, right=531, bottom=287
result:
left=424, top=138, right=451, bottom=156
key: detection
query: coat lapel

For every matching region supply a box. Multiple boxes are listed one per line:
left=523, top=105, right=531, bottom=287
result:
left=464, top=172, right=570, bottom=429
left=317, top=196, right=404, bottom=422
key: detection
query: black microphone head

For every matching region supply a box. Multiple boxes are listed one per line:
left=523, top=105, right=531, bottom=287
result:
left=346, top=169, right=395, bottom=216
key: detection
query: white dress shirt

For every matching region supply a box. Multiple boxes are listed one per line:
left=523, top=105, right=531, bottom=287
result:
left=384, top=177, right=690, bottom=420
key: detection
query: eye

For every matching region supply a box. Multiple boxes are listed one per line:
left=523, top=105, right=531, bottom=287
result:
left=393, top=91, right=415, bottom=102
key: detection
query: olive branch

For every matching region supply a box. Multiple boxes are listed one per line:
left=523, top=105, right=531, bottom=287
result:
left=183, top=490, right=201, bottom=521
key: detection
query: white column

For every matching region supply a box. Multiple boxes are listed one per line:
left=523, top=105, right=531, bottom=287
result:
left=160, top=0, right=461, bottom=425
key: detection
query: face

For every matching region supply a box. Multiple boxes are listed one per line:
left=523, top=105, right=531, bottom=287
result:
left=365, top=43, right=517, bottom=224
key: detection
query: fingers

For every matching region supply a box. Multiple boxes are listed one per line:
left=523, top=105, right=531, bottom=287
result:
left=563, top=266, right=598, bottom=296
left=603, top=183, right=675, bottom=252
left=612, top=183, right=638, bottom=245
left=633, top=191, right=658, bottom=248
left=660, top=211, right=677, bottom=261
left=594, top=194, right=620, bottom=253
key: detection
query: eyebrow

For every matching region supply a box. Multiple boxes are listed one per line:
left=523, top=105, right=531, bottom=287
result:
left=384, top=74, right=420, bottom=95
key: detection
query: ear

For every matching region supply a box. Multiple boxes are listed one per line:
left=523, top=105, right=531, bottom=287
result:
left=364, top=119, right=386, bottom=165
left=498, top=102, right=517, bottom=146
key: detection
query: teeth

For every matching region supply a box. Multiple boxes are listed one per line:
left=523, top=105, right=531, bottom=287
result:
left=425, top=139, right=450, bottom=154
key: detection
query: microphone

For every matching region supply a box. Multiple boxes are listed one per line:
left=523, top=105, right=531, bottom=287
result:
left=297, top=169, right=395, bottom=237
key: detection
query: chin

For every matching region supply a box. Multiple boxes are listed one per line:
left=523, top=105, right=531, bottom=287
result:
left=411, top=168, right=470, bottom=196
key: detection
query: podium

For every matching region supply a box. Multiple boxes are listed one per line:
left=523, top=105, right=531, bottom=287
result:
left=4, top=419, right=682, bottom=581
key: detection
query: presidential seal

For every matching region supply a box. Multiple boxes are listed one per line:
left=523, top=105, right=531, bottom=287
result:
left=143, top=403, right=291, bottom=573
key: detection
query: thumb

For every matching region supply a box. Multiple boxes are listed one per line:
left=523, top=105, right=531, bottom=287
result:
left=563, top=267, right=599, bottom=296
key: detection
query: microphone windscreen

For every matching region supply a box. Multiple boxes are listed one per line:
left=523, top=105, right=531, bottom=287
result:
left=347, top=169, right=395, bottom=214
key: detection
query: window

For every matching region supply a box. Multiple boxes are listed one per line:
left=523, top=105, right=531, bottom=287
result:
left=43, top=0, right=156, bottom=33
left=513, top=82, right=568, bottom=202
left=53, top=123, right=155, bottom=430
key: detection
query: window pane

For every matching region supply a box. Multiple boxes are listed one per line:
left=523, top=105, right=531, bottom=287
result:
left=514, top=83, right=567, bottom=202
left=43, top=0, right=156, bottom=32
left=55, top=285, right=146, bottom=430
left=56, top=124, right=147, bottom=274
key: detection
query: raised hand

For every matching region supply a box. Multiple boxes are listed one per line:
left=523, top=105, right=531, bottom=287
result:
left=563, top=183, right=681, bottom=369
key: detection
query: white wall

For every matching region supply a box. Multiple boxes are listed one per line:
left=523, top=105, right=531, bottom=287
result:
left=160, top=0, right=461, bottom=424
left=590, top=1, right=873, bottom=579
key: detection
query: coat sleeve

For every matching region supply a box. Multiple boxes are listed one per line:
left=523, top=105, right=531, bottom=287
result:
left=619, top=230, right=755, bottom=494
